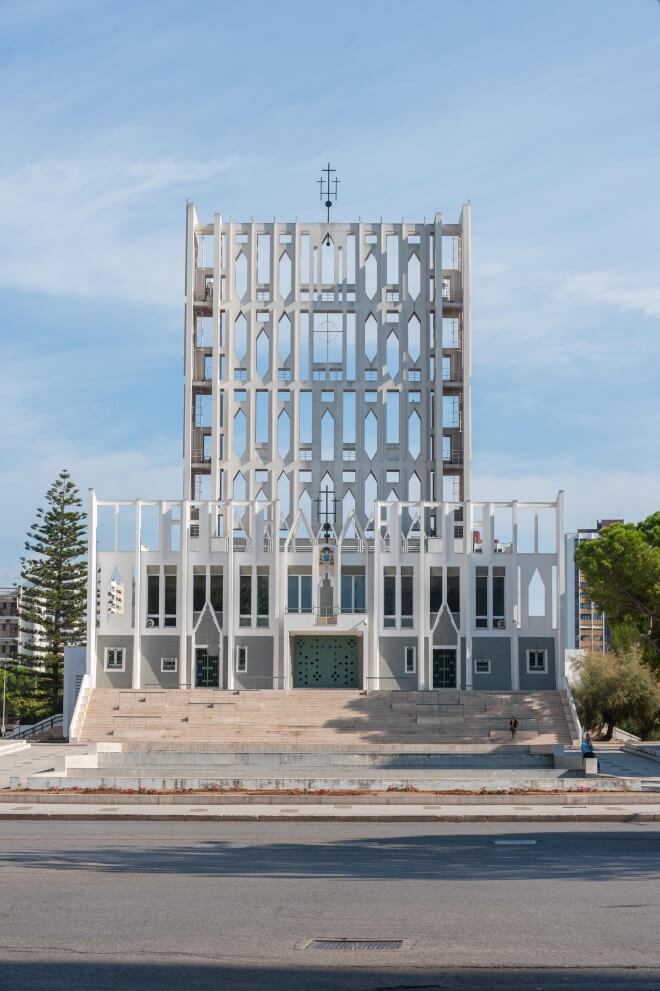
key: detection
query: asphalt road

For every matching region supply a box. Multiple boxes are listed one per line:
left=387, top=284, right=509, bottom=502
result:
left=0, top=821, right=659, bottom=990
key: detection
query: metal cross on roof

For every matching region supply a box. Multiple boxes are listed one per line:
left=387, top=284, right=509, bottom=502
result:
left=318, top=162, right=340, bottom=225
left=315, top=485, right=338, bottom=531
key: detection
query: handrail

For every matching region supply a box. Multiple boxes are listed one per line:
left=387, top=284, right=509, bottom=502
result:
left=69, top=673, right=90, bottom=741
left=564, top=680, right=583, bottom=741
left=9, top=712, right=63, bottom=740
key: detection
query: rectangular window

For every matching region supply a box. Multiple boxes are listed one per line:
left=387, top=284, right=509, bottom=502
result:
left=429, top=568, right=442, bottom=614
left=256, top=571, right=269, bottom=627
left=383, top=568, right=396, bottom=628
left=386, top=391, right=399, bottom=443
left=492, top=566, right=505, bottom=629
left=527, top=649, right=548, bottom=674
left=404, top=645, right=416, bottom=674
left=255, top=391, right=269, bottom=444
left=193, top=570, right=206, bottom=612
left=474, top=657, right=491, bottom=674
left=105, top=647, right=125, bottom=671
left=164, top=573, right=177, bottom=627
left=299, top=392, right=312, bottom=444
left=287, top=574, right=312, bottom=613
left=447, top=569, right=460, bottom=615
left=341, top=573, right=365, bottom=613
left=161, top=657, right=178, bottom=673
left=475, top=567, right=488, bottom=629
left=239, top=573, right=252, bottom=627
left=236, top=644, right=248, bottom=673
left=401, top=567, right=413, bottom=627
left=210, top=570, right=223, bottom=613
left=343, top=391, right=356, bottom=444
left=147, top=572, right=159, bottom=627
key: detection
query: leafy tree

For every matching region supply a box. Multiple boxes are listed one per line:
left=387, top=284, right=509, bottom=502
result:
left=574, top=513, right=660, bottom=665
left=19, top=470, right=87, bottom=714
left=573, top=648, right=660, bottom=740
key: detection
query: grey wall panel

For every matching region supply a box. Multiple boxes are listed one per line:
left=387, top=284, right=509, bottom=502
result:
left=96, top=635, right=133, bottom=689
left=518, top=637, right=556, bottom=690
left=471, top=636, right=512, bottom=690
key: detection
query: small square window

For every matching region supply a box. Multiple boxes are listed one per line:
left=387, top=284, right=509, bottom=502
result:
left=408, top=369, right=421, bottom=382
left=300, top=449, right=313, bottom=461
left=343, top=449, right=356, bottom=461
left=365, top=390, right=377, bottom=403
left=474, top=657, right=491, bottom=675
left=321, top=391, right=334, bottom=402
left=234, top=390, right=246, bottom=402
left=408, top=391, right=421, bottom=403
left=278, top=390, right=291, bottom=402
left=386, top=311, right=398, bottom=323
left=408, top=234, right=421, bottom=245
left=299, top=470, right=312, bottom=482
left=105, top=647, right=125, bottom=671
left=364, top=370, right=378, bottom=381
left=404, top=645, right=416, bottom=674
left=161, top=657, right=178, bottom=673
left=235, top=233, right=248, bottom=244
left=234, top=369, right=247, bottom=381
left=277, top=368, right=291, bottom=380
left=365, top=233, right=377, bottom=244
left=256, top=310, right=269, bottom=322
left=386, top=470, right=399, bottom=483
left=527, top=649, right=548, bottom=674
left=255, top=469, right=269, bottom=482
left=329, top=370, right=342, bottom=381
left=313, top=369, right=326, bottom=381
left=279, top=233, right=292, bottom=244
left=236, top=645, right=248, bottom=673
left=342, top=470, right=356, bottom=482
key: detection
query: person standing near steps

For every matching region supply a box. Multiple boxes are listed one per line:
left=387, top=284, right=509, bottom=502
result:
left=509, top=716, right=519, bottom=741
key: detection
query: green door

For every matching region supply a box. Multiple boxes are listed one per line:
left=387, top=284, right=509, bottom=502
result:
left=293, top=636, right=358, bottom=688
left=195, top=648, right=219, bottom=688
left=432, top=648, right=457, bottom=689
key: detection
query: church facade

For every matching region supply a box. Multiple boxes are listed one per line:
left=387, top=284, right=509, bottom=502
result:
left=85, top=203, right=565, bottom=693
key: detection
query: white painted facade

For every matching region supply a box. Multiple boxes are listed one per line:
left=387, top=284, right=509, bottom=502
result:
left=85, top=204, right=565, bottom=693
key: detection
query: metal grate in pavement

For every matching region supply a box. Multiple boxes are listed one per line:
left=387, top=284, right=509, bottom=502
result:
left=306, top=938, right=404, bottom=951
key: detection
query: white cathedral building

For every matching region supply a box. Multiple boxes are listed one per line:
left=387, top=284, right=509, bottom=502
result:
left=85, top=202, right=565, bottom=695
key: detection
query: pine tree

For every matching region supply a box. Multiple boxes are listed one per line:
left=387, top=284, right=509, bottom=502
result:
left=19, top=470, right=87, bottom=714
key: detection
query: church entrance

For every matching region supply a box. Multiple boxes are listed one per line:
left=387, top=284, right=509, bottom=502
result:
left=292, top=636, right=359, bottom=688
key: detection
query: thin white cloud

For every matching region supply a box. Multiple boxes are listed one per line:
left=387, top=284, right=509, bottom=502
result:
left=473, top=455, right=660, bottom=532
left=0, top=152, right=232, bottom=304
left=557, top=271, right=660, bottom=319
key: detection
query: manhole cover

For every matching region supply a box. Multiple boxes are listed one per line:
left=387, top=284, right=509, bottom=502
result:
left=306, top=938, right=404, bottom=951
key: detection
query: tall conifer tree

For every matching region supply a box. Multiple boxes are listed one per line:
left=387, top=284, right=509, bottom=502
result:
left=19, top=470, right=87, bottom=712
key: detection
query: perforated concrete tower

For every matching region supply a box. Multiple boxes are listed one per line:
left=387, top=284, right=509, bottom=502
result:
left=183, top=205, right=472, bottom=531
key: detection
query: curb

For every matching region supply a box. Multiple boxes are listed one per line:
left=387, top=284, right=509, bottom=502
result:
left=1, top=810, right=660, bottom=823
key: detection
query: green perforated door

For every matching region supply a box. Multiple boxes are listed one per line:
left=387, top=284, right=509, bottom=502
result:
left=293, top=636, right=358, bottom=688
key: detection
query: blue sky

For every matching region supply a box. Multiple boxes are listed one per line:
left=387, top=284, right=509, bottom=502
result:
left=1, top=0, right=659, bottom=583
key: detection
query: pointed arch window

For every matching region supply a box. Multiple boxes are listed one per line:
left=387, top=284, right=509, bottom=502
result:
left=365, top=314, right=378, bottom=362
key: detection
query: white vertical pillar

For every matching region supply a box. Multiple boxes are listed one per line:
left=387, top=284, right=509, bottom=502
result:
left=183, top=203, right=197, bottom=500
left=464, top=500, right=473, bottom=691
left=133, top=501, right=142, bottom=690
left=418, top=500, right=427, bottom=690
left=178, top=499, right=189, bottom=689
left=227, top=502, right=235, bottom=691
left=556, top=490, right=566, bottom=688
left=511, top=501, right=520, bottom=691
left=461, top=202, right=472, bottom=502
left=86, top=490, right=98, bottom=688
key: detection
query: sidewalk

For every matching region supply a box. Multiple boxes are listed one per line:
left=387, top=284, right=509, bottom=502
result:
left=1, top=799, right=659, bottom=822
